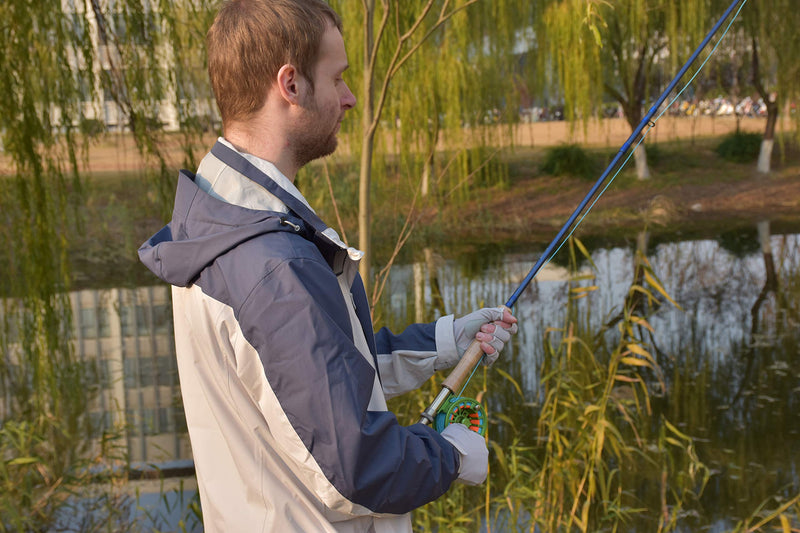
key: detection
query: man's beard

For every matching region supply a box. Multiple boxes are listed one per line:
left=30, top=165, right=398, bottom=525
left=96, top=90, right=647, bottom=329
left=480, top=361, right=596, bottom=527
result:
left=291, top=98, right=340, bottom=169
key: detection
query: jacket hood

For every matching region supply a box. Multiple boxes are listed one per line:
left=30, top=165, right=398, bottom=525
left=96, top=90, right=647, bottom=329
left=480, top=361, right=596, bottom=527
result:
left=138, top=170, right=307, bottom=287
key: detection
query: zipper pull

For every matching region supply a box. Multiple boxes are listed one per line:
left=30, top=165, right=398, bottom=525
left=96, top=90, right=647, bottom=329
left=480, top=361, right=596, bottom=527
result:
left=280, top=217, right=301, bottom=232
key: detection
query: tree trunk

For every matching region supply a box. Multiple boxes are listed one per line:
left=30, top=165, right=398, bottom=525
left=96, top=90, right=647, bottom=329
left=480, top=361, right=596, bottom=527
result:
left=623, top=99, right=650, bottom=180
left=757, top=220, right=777, bottom=290
left=758, top=138, right=774, bottom=174
left=358, top=1, right=375, bottom=292
left=751, top=34, right=779, bottom=176
left=421, top=149, right=433, bottom=197
left=634, top=145, right=651, bottom=180
left=757, top=94, right=779, bottom=174
left=358, top=138, right=373, bottom=288
left=413, top=258, right=424, bottom=323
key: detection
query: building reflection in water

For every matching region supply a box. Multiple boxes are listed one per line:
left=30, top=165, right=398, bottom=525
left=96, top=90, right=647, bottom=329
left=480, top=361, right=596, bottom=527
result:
left=69, top=286, right=191, bottom=467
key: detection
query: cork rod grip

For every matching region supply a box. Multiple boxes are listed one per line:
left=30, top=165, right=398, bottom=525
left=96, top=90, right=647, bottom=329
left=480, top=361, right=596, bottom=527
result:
left=441, top=339, right=484, bottom=392
left=441, top=303, right=512, bottom=392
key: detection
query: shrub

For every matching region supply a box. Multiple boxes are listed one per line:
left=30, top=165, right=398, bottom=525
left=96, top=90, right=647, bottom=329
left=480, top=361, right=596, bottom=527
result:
left=541, top=144, right=597, bottom=179
left=715, top=131, right=762, bottom=163
left=79, top=118, right=106, bottom=137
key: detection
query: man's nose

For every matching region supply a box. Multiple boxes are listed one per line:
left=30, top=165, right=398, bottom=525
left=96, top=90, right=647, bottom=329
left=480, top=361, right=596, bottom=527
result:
left=341, top=83, right=356, bottom=110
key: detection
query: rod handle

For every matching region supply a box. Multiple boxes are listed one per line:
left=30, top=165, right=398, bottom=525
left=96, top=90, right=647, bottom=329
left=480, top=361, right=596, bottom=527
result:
left=441, top=339, right=485, bottom=391
left=441, top=304, right=511, bottom=392
left=419, top=341, right=483, bottom=426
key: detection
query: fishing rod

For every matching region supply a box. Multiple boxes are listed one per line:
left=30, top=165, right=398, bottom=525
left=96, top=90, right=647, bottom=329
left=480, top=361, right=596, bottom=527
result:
left=420, top=0, right=749, bottom=430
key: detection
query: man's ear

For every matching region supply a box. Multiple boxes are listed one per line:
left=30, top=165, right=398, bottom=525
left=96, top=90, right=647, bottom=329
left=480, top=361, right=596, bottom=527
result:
left=277, top=64, right=303, bottom=105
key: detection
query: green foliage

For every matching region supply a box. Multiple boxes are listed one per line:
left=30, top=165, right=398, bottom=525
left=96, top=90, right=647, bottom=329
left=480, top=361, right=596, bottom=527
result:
left=0, top=423, right=127, bottom=531
left=4, top=0, right=797, bottom=529
left=135, top=479, right=204, bottom=533
left=541, top=143, right=597, bottom=179
left=329, top=0, right=534, bottom=282
left=527, top=240, right=706, bottom=531
left=643, top=142, right=662, bottom=167
left=80, top=118, right=107, bottom=137
left=733, top=492, right=800, bottom=532
left=0, top=0, right=214, bottom=528
left=715, top=131, right=763, bottom=163
left=744, top=0, right=800, bottom=145
left=383, top=238, right=711, bottom=532
left=532, top=0, right=713, bottom=179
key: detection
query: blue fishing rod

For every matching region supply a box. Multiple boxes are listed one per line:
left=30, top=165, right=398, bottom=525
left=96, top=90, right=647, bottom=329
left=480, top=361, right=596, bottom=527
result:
left=420, top=0, right=749, bottom=430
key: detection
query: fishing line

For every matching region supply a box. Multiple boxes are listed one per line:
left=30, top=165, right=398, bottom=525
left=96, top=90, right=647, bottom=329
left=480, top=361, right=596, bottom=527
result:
left=456, top=357, right=481, bottom=399
left=433, top=347, right=487, bottom=436
left=655, top=0, right=749, bottom=124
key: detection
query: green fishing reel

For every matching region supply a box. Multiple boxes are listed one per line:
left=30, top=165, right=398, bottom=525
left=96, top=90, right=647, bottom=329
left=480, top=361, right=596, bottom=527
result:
left=434, top=395, right=487, bottom=436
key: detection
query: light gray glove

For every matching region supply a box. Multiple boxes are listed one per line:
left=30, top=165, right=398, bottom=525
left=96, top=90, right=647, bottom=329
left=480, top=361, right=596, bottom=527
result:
left=453, top=307, right=518, bottom=366
left=440, top=423, right=489, bottom=486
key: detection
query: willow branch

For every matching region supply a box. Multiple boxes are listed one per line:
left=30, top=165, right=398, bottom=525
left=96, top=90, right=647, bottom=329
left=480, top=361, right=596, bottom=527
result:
left=367, top=0, right=391, bottom=75
left=321, top=159, right=349, bottom=245
left=370, top=185, right=422, bottom=308
left=443, top=148, right=502, bottom=198
left=366, top=0, right=479, bottom=140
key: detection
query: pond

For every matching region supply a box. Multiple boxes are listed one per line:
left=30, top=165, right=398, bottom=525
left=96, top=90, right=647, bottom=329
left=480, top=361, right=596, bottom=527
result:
left=62, top=223, right=800, bottom=530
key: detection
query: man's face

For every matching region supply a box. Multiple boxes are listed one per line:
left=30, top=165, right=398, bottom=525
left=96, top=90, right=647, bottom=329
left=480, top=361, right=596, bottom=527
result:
left=291, top=23, right=356, bottom=168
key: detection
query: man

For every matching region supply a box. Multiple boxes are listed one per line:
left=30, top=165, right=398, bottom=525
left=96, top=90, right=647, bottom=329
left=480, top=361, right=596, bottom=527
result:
left=138, top=1, right=518, bottom=531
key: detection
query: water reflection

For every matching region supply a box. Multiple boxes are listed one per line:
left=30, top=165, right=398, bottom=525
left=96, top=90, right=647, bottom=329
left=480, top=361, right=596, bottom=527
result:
left=383, top=232, right=800, bottom=392
left=380, top=229, right=800, bottom=526
left=69, top=286, right=191, bottom=466
left=20, top=229, right=798, bottom=526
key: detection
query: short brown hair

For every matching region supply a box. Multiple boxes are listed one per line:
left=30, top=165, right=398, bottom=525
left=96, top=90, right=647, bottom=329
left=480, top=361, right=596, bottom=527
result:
left=207, top=0, right=342, bottom=125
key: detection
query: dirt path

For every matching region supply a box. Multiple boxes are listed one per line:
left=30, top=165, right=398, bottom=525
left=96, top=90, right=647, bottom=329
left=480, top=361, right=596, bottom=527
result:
left=510, top=114, right=767, bottom=149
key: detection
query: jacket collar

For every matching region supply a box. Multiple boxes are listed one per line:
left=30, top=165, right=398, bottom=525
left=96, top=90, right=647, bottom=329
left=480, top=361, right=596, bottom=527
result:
left=209, top=140, right=363, bottom=275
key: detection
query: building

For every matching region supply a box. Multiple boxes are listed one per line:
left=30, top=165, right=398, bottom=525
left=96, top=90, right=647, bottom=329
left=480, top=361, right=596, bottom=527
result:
left=63, top=0, right=219, bottom=133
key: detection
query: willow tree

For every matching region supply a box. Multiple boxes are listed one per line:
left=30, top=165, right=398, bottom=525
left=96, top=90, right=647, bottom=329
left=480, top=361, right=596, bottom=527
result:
left=0, top=1, right=103, bottom=525
left=328, top=0, right=535, bottom=292
left=531, top=0, right=713, bottom=180
left=0, top=0, right=214, bottom=526
left=740, top=0, right=800, bottom=174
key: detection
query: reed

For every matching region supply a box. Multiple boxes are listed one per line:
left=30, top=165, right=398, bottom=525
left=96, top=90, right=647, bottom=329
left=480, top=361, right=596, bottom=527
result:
left=520, top=240, right=701, bottom=531
left=390, top=237, right=714, bottom=532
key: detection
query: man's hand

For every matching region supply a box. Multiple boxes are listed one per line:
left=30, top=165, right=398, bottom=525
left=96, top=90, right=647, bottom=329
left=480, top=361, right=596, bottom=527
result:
left=440, top=423, right=489, bottom=485
left=453, top=307, right=518, bottom=366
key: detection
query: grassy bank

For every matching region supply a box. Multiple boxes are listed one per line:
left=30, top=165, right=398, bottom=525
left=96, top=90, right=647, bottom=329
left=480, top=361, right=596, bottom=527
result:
left=442, top=136, right=800, bottom=242
left=11, top=132, right=796, bottom=290
left=312, top=133, right=800, bottom=268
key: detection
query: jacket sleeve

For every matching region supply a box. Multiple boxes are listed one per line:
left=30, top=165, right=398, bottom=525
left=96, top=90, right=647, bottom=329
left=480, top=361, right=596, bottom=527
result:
left=235, top=254, right=461, bottom=515
left=374, top=315, right=460, bottom=399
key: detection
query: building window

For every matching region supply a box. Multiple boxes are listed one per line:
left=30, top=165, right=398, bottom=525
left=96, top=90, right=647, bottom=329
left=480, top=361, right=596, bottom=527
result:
left=123, top=356, right=138, bottom=388
left=138, top=356, right=154, bottom=387
left=158, top=407, right=173, bottom=433
left=156, top=355, right=177, bottom=387
left=80, top=306, right=111, bottom=339
left=151, top=304, right=172, bottom=335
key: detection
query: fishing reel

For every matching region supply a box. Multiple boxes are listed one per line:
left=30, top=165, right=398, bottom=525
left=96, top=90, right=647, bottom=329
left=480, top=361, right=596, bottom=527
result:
left=434, top=395, right=487, bottom=436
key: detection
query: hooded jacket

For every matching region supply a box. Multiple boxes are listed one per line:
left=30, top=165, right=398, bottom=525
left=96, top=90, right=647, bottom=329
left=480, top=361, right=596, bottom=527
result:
left=138, top=139, right=463, bottom=533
